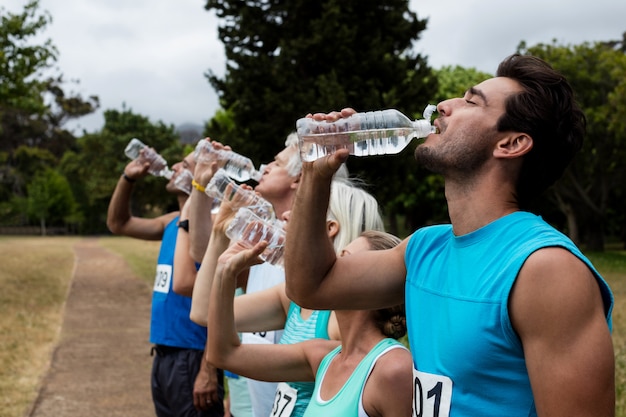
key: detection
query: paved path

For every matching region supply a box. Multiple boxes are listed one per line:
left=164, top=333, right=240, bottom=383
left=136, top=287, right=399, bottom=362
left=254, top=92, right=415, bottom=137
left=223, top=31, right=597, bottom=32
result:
left=28, top=238, right=155, bottom=417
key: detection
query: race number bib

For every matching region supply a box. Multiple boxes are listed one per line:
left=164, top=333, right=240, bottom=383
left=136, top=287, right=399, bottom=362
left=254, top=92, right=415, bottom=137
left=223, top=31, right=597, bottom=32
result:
left=412, top=368, right=452, bottom=417
left=241, top=330, right=277, bottom=345
left=153, top=264, right=172, bottom=294
left=270, top=382, right=297, bottom=417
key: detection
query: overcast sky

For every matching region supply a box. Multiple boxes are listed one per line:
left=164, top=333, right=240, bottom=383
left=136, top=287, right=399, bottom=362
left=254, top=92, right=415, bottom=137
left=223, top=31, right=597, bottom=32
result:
left=4, top=0, right=625, bottom=134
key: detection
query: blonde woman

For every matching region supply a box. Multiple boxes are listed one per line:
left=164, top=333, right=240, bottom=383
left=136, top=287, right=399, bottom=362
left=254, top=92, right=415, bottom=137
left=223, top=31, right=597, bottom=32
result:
left=207, top=231, right=413, bottom=417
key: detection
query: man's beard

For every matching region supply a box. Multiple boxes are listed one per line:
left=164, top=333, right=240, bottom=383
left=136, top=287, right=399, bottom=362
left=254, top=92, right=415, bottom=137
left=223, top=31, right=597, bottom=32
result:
left=414, top=139, right=491, bottom=177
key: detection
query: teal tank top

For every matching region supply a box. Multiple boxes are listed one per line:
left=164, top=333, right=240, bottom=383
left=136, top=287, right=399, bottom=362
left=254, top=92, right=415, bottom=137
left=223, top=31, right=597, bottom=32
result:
left=274, top=303, right=331, bottom=417
left=404, top=211, right=613, bottom=417
left=303, top=338, right=405, bottom=417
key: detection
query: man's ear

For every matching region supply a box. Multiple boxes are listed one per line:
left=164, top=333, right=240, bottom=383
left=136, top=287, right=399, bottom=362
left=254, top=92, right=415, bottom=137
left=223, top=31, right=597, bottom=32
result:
left=494, top=133, right=533, bottom=159
left=327, top=219, right=339, bottom=240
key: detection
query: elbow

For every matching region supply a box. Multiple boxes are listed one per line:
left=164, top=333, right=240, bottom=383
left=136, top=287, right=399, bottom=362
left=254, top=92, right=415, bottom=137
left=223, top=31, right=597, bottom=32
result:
left=285, top=285, right=311, bottom=309
left=190, top=309, right=208, bottom=327
left=172, top=282, right=193, bottom=297
left=106, top=219, right=122, bottom=235
left=205, top=340, right=235, bottom=371
left=189, top=247, right=204, bottom=264
left=285, top=282, right=329, bottom=310
left=204, top=346, right=224, bottom=369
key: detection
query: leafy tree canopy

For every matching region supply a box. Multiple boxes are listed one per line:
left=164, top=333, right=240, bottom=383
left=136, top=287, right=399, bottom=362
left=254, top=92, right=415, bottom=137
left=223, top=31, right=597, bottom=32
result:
left=204, top=0, right=435, bottom=161
left=27, top=167, right=78, bottom=231
left=204, top=0, right=437, bottom=233
left=0, top=0, right=99, bottom=211
left=71, top=108, right=185, bottom=233
left=519, top=35, right=626, bottom=250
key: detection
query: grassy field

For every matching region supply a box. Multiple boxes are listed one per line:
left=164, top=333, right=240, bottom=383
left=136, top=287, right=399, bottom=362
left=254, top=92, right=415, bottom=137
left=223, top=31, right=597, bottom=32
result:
left=587, top=247, right=626, bottom=415
left=0, top=236, right=159, bottom=417
left=98, top=235, right=161, bottom=286
left=0, top=236, right=79, bottom=417
left=0, top=236, right=623, bottom=416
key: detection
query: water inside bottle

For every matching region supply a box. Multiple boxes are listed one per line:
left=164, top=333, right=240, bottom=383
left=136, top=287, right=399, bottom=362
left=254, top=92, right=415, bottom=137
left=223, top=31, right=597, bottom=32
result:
left=299, top=127, right=417, bottom=162
left=195, top=142, right=261, bottom=182
left=174, top=169, right=194, bottom=194
left=124, top=138, right=172, bottom=178
left=226, top=208, right=285, bottom=267
left=222, top=159, right=258, bottom=182
left=205, top=169, right=274, bottom=219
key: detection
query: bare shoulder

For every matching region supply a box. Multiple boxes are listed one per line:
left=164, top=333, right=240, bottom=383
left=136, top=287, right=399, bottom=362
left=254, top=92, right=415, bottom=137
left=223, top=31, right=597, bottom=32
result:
left=515, top=247, right=600, bottom=303
left=511, top=246, right=606, bottom=335
left=373, top=346, right=413, bottom=383
left=364, top=345, right=413, bottom=417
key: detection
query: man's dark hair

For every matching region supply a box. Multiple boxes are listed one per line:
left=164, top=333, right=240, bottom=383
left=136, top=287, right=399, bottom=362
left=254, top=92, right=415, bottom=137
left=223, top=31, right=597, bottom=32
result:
left=495, top=54, right=586, bottom=207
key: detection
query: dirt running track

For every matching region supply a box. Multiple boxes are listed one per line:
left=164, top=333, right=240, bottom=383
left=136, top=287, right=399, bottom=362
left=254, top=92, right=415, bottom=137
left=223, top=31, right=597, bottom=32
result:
left=28, top=238, right=155, bottom=417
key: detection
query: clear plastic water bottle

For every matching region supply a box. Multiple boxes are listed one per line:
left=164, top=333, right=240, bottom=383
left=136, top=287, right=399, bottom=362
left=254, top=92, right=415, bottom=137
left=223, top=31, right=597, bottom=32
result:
left=296, top=104, right=438, bottom=162
left=194, top=141, right=262, bottom=182
left=205, top=168, right=274, bottom=219
left=226, top=207, right=286, bottom=267
left=174, top=169, right=194, bottom=195
left=124, top=138, right=174, bottom=179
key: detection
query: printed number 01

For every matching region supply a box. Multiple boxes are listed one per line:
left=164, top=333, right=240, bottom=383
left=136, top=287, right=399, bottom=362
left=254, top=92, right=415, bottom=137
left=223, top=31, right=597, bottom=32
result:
left=413, top=378, right=443, bottom=417
left=411, top=370, right=452, bottom=417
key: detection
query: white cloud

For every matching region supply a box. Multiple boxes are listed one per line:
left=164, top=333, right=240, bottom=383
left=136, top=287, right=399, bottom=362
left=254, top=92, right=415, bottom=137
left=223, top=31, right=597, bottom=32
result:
left=3, top=0, right=625, bottom=133
left=411, top=0, right=626, bottom=73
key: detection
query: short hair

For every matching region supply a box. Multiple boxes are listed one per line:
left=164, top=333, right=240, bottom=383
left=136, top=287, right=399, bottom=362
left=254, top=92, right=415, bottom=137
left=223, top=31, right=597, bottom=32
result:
left=283, top=132, right=303, bottom=177
left=495, top=54, right=586, bottom=206
left=327, top=180, right=385, bottom=253
left=360, top=230, right=406, bottom=339
left=360, top=229, right=402, bottom=251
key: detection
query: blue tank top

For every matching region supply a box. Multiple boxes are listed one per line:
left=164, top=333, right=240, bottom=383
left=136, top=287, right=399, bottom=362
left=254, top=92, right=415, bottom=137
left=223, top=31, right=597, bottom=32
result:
left=275, top=303, right=331, bottom=417
left=404, top=211, right=613, bottom=417
left=150, top=216, right=207, bottom=350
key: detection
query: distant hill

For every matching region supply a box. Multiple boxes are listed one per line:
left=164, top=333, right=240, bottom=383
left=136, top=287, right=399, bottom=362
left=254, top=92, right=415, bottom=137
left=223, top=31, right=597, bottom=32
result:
left=176, top=123, right=204, bottom=144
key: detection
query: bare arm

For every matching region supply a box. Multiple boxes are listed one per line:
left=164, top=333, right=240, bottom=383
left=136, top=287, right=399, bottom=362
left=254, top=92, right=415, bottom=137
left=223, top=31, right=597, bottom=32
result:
left=511, top=247, right=614, bottom=417
left=187, top=187, right=214, bottom=263
left=233, top=282, right=290, bottom=332
left=190, top=183, right=253, bottom=325
left=106, top=159, right=176, bottom=240
left=285, top=149, right=406, bottom=310
left=173, top=200, right=197, bottom=296
left=190, top=224, right=232, bottom=325
left=188, top=140, right=222, bottom=262
left=206, top=240, right=336, bottom=382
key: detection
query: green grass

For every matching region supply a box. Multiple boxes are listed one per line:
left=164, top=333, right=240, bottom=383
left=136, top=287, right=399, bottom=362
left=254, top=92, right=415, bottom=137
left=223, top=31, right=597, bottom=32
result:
left=0, top=236, right=79, bottom=417
left=587, top=249, right=626, bottom=415
left=99, top=235, right=161, bottom=286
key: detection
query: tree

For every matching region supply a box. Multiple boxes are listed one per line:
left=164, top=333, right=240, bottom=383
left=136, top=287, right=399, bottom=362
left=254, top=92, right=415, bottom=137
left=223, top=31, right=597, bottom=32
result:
left=204, top=0, right=436, bottom=232
left=386, top=65, right=494, bottom=234
left=26, top=167, right=78, bottom=234
left=520, top=37, right=626, bottom=250
left=70, top=108, right=185, bottom=233
left=0, top=1, right=98, bottom=203
left=0, top=145, right=57, bottom=225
